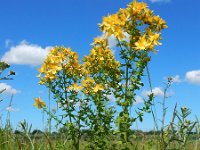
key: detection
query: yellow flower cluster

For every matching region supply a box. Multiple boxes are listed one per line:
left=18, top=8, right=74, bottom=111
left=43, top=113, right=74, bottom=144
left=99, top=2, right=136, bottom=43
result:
left=68, top=77, right=104, bottom=94
left=134, top=32, right=161, bottom=51
left=99, top=0, right=167, bottom=52
left=83, top=37, right=121, bottom=75
left=38, top=46, right=81, bottom=84
left=81, top=37, right=121, bottom=92
left=81, top=77, right=104, bottom=94
left=100, top=14, right=126, bottom=40
left=37, top=44, right=110, bottom=94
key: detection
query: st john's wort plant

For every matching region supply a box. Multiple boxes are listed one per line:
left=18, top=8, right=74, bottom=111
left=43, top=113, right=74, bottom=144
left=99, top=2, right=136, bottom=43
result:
left=34, top=0, right=168, bottom=149
left=99, top=0, right=167, bottom=148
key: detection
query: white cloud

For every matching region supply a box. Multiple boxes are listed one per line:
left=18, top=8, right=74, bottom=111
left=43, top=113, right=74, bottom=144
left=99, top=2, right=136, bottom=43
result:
left=164, top=75, right=181, bottom=83
left=108, top=35, right=118, bottom=49
left=134, top=96, right=144, bottom=105
left=5, top=106, right=19, bottom=112
left=105, top=93, right=116, bottom=102
left=107, top=32, right=130, bottom=49
left=0, top=83, right=19, bottom=95
left=172, top=75, right=181, bottom=83
left=105, top=93, right=143, bottom=105
left=96, top=32, right=130, bottom=50
left=150, top=0, right=171, bottom=3
left=186, top=70, right=200, bottom=85
left=1, top=40, right=52, bottom=66
left=142, top=87, right=174, bottom=97
left=143, top=87, right=164, bottom=97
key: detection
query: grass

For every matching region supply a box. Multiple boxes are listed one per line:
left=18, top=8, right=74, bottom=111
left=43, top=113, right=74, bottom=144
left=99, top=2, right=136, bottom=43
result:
left=0, top=126, right=200, bottom=150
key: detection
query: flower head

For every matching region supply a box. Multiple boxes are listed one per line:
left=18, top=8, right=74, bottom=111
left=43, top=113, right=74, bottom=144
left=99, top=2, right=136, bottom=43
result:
left=93, top=84, right=104, bottom=92
left=33, top=97, right=46, bottom=109
left=134, top=34, right=151, bottom=50
left=69, top=83, right=83, bottom=91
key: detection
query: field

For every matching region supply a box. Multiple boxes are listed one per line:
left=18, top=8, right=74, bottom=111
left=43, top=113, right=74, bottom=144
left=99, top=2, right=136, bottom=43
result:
left=0, top=128, right=200, bottom=150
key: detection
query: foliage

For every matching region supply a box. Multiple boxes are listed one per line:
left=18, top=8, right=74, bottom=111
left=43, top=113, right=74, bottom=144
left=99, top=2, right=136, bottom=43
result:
left=0, top=61, right=15, bottom=98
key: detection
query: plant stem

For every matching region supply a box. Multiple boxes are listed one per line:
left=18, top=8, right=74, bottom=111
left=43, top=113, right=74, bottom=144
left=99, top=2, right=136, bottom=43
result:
left=146, top=65, right=158, bottom=131
left=48, top=83, right=51, bottom=133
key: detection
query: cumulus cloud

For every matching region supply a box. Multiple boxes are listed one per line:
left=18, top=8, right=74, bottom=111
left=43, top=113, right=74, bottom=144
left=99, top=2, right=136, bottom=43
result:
left=1, top=40, right=52, bottom=66
left=172, top=75, right=181, bottom=83
left=0, top=83, right=19, bottom=95
left=104, top=92, right=144, bottom=105
left=96, top=32, right=130, bottom=50
left=164, top=75, right=181, bottom=83
left=150, top=0, right=171, bottom=3
left=143, top=87, right=164, bottom=97
left=5, top=106, right=20, bottom=112
left=105, top=93, right=116, bottom=102
left=134, top=96, right=144, bottom=105
left=107, top=32, right=130, bottom=49
left=185, top=70, right=200, bottom=85
left=107, top=35, right=118, bottom=49
left=142, top=87, right=174, bottom=97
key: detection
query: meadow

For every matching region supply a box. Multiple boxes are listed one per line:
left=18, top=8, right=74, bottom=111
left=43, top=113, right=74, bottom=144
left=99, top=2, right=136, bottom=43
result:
left=1, top=0, right=200, bottom=150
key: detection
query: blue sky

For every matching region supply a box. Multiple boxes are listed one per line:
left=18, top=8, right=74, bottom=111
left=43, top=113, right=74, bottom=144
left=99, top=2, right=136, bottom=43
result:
left=0, top=0, right=200, bottom=131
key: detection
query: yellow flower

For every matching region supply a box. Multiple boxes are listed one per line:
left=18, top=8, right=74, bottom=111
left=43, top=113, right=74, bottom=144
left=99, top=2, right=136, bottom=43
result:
left=100, top=14, right=125, bottom=40
left=38, top=65, right=47, bottom=73
left=93, top=84, right=104, bottom=92
left=93, top=37, right=106, bottom=45
left=70, top=51, right=78, bottom=60
left=142, top=8, right=154, bottom=24
left=99, top=57, right=104, bottom=61
left=134, top=34, right=151, bottom=50
left=33, top=97, right=46, bottom=109
left=69, top=83, right=82, bottom=91
left=82, top=77, right=94, bottom=87
left=153, top=16, right=168, bottom=30
left=38, top=78, right=46, bottom=85
left=148, top=31, right=161, bottom=46
left=45, top=72, right=57, bottom=80
left=129, top=0, right=147, bottom=15
left=113, top=27, right=124, bottom=40
left=91, top=49, right=97, bottom=56
left=119, top=8, right=129, bottom=23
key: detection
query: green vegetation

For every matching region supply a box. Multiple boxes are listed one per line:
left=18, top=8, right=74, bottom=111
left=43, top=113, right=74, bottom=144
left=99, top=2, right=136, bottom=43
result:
left=0, top=127, right=200, bottom=150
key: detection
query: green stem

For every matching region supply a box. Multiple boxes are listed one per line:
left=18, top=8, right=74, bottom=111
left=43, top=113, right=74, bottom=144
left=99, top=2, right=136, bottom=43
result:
left=63, top=70, right=72, bottom=123
left=26, top=133, right=35, bottom=150
left=146, top=65, right=158, bottom=131
left=117, top=38, right=130, bottom=144
left=48, top=83, right=51, bottom=133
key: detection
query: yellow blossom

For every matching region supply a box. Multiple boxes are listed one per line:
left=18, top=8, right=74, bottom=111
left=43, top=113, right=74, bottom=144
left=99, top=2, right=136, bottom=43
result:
left=99, top=57, right=104, bottom=61
left=90, top=49, right=97, bottom=55
left=100, top=14, right=125, bottom=40
left=82, top=77, right=94, bottom=87
left=38, top=65, right=47, bottom=73
left=93, top=84, right=104, bottom=92
left=93, top=37, right=105, bottom=45
left=153, top=16, right=168, bottom=30
left=134, top=34, right=151, bottom=50
left=33, top=97, right=46, bottom=109
left=69, top=83, right=83, bottom=91
left=70, top=51, right=78, bottom=60
left=129, top=0, right=147, bottom=15
left=45, top=72, right=57, bottom=80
